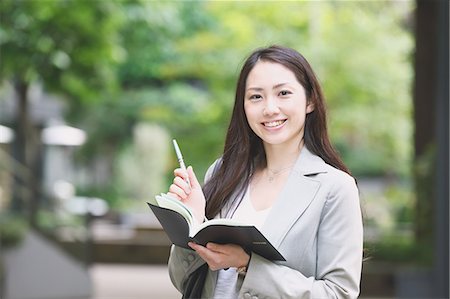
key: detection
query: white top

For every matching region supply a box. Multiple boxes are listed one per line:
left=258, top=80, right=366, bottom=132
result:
left=212, top=185, right=271, bottom=299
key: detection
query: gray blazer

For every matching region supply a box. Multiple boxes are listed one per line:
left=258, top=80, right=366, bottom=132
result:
left=168, top=147, right=363, bottom=298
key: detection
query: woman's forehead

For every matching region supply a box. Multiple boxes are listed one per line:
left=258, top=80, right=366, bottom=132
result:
left=246, top=61, right=299, bottom=89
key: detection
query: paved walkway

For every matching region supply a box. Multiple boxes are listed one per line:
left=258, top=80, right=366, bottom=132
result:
left=90, top=264, right=180, bottom=299
left=89, top=264, right=389, bottom=299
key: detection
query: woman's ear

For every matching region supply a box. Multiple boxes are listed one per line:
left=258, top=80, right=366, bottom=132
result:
left=306, top=102, right=315, bottom=114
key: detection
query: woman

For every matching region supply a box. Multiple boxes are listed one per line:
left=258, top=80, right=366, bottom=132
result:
left=167, top=45, right=363, bottom=298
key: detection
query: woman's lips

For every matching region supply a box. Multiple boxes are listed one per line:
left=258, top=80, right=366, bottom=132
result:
left=262, top=119, right=287, bottom=128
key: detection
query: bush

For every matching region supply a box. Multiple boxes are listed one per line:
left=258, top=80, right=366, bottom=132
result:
left=0, top=213, right=27, bottom=249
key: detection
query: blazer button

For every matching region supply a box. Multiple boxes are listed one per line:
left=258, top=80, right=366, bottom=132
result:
left=182, top=260, right=189, bottom=268
left=243, top=293, right=251, bottom=299
left=187, top=254, right=195, bottom=262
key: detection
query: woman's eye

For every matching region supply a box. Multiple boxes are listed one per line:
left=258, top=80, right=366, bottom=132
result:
left=249, top=94, right=262, bottom=101
left=279, top=90, right=292, bottom=96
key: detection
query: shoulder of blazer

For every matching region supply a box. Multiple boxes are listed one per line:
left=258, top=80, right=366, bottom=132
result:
left=297, top=147, right=357, bottom=190
left=294, top=147, right=330, bottom=177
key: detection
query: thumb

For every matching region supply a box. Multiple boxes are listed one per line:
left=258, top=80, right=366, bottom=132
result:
left=187, top=166, right=200, bottom=188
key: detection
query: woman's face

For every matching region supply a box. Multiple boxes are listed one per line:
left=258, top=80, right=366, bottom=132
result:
left=244, top=61, right=314, bottom=149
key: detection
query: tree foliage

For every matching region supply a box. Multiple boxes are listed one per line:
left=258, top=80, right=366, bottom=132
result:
left=0, top=0, right=125, bottom=222
left=0, top=0, right=124, bottom=101
left=1, top=1, right=415, bottom=210
left=120, top=1, right=414, bottom=179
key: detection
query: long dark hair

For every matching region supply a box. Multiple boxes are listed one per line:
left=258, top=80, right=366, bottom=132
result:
left=203, top=45, right=350, bottom=219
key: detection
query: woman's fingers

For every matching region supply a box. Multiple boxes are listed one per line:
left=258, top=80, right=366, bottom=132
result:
left=168, top=183, right=188, bottom=200
left=167, top=192, right=180, bottom=200
left=188, top=242, right=223, bottom=271
left=188, top=242, right=248, bottom=271
left=173, top=176, right=191, bottom=194
left=173, top=166, right=201, bottom=191
left=205, top=242, right=228, bottom=253
left=187, top=166, right=200, bottom=188
left=170, top=166, right=206, bottom=224
left=173, top=168, right=189, bottom=182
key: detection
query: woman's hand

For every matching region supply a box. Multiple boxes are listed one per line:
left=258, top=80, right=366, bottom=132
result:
left=168, top=166, right=206, bottom=225
left=188, top=242, right=250, bottom=271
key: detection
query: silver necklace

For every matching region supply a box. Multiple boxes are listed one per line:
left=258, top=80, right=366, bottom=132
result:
left=267, top=164, right=295, bottom=182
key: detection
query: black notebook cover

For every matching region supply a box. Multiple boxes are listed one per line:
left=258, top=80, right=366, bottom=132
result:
left=147, top=202, right=285, bottom=261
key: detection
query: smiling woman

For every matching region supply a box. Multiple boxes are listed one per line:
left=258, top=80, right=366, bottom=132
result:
left=166, top=45, right=363, bottom=299
left=244, top=61, right=314, bottom=150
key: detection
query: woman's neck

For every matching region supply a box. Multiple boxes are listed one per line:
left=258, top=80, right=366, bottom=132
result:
left=263, top=139, right=304, bottom=171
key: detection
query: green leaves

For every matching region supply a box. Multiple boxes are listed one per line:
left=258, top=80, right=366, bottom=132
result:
left=0, top=0, right=124, bottom=101
left=1, top=1, right=415, bottom=207
left=113, top=1, right=415, bottom=177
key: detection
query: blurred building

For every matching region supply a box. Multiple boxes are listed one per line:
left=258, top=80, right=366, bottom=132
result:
left=0, top=83, right=88, bottom=210
left=0, top=83, right=63, bottom=208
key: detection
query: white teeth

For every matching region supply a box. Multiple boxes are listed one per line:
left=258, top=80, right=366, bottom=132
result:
left=264, top=120, right=285, bottom=127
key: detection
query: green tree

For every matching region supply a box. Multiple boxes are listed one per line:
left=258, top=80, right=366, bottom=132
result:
left=73, top=2, right=220, bottom=204
left=0, top=0, right=124, bottom=224
left=311, top=1, right=414, bottom=177
left=54, top=1, right=413, bottom=209
left=156, top=1, right=414, bottom=178
left=110, top=1, right=414, bottom=181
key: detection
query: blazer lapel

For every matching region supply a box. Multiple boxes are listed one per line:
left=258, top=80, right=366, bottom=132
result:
left=261, top=147, right=328, bottom=248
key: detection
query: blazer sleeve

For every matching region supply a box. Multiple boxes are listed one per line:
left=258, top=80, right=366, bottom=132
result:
left=167, top=245, right=205, bottom=293
left=239, top=174, right=363, bottom=299
left=167, top=159, right=221, bottom=292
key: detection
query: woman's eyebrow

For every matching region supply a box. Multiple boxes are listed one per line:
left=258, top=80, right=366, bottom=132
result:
left=246, top=83, right=290, bottom=92
left=246, top=87, right=264, bottom=92
left=273, top=82, right=290, bottom=89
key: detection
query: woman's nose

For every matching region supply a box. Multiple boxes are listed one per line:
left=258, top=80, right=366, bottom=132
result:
left=263, top=98, right=280, bottom=116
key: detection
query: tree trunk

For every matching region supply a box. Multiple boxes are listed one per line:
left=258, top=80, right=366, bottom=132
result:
left=12, top=79, right=29, bottom=213
left=413, top=0, right=438, bottom=246
left=12, top=79, right=39, bottom=226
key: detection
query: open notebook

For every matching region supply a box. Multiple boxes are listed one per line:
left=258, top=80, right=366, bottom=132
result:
left=147, top=193, right=285, bottom=261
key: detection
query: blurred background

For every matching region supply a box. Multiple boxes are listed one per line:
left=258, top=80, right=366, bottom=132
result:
left=0, top=1, right=448, bottom=299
